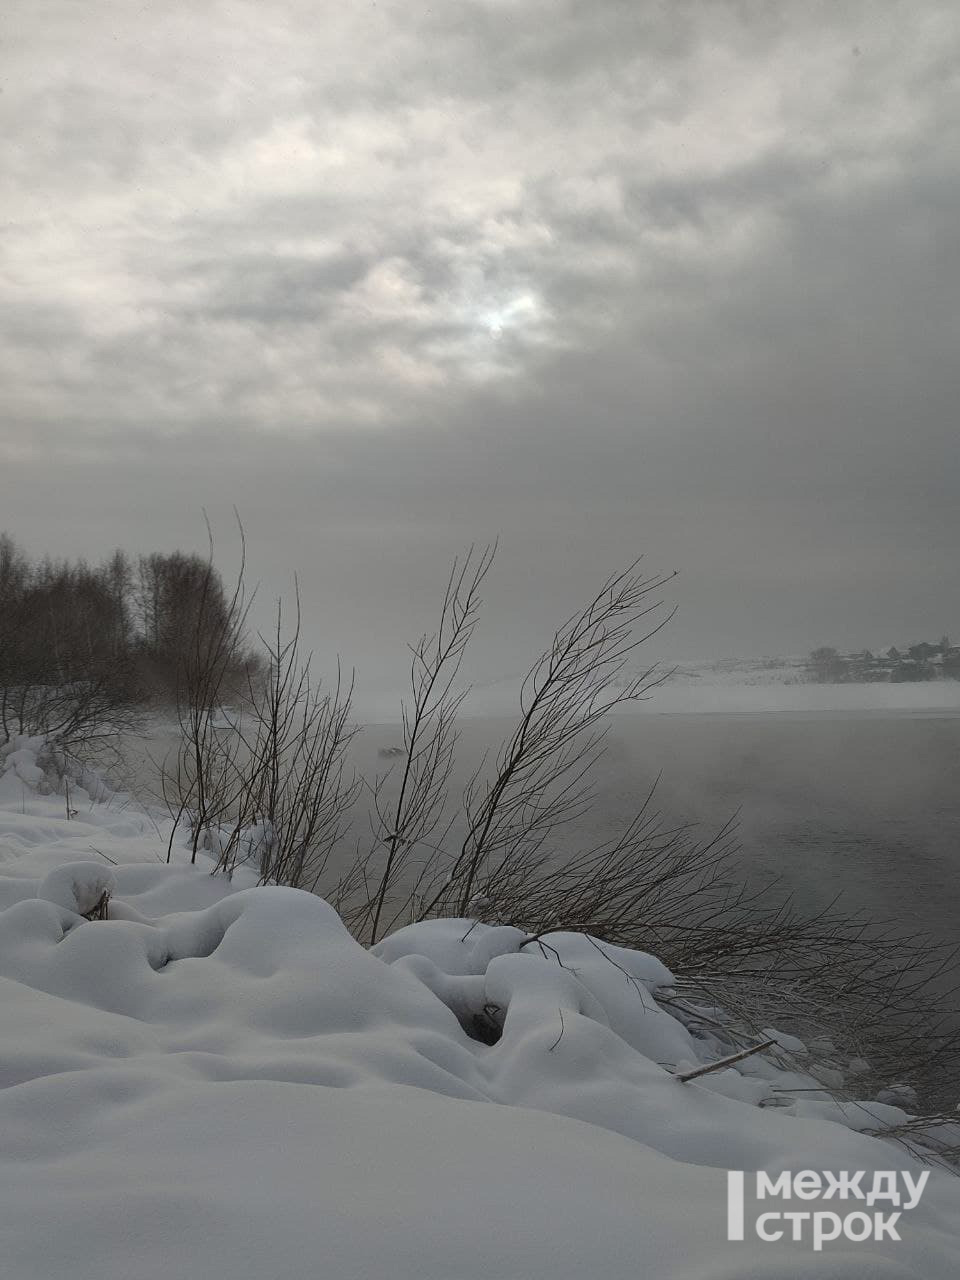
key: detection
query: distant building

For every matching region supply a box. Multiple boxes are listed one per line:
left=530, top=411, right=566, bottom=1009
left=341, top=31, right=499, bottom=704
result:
left=807, top=637, right=960, bottom=683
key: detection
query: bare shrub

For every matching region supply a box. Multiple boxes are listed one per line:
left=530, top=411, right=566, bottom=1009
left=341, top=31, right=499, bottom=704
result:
left=413, top=559, right=677, bottom=920
left=224, top=592, right=361, bottom=891
left=659, top=908, right=960, bottom=1119
left=159, top=529, right=360, bottom=891
left=347, top=545, right=495, bottom=944
left=161, top=520, right=258, bottom=862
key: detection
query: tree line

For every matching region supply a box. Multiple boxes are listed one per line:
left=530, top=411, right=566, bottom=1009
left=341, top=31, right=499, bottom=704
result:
left=0, top=532, right=258, bottom=744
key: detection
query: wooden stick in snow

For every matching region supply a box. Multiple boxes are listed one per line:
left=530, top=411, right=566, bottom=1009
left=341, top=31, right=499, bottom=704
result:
left=676, top=1038, right=777, bottom=1083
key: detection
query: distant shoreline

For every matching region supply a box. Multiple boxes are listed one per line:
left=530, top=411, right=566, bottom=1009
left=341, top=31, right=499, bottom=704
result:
left=352, top=678, right=960, bottom=725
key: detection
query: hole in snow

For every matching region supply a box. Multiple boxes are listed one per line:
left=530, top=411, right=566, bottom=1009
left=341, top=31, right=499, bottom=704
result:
left=461, top=1002, right=502, bottom=1046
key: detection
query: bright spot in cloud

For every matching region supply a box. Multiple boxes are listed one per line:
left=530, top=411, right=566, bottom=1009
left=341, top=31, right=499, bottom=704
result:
left=480, top=293, right=542, bottom=340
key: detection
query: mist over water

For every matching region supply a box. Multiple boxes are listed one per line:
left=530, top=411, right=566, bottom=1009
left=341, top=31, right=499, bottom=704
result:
left=360, top=703, right=960, bottom=953
left=587, top=710, right=960, bottom=948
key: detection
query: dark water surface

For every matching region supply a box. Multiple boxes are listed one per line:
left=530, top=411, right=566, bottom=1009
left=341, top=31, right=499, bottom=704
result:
left=561, top=709, right=960, bottom=950
left=376, top=709, right=960, bottom=952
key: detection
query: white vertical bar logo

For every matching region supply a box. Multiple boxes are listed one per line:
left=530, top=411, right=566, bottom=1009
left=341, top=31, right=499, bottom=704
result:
left=727, top=1170, right=745, bottom=1241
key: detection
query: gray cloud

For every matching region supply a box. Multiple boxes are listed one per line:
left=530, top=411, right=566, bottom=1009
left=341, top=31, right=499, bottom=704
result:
left=2, top=0, right=959, bottom=687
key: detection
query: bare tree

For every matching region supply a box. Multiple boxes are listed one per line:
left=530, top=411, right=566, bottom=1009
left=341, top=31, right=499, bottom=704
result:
left=101, top=549, right=135, bottom=661
left=350, top=544, right=496, bottom=944
left=0, top=534, right=141, bottom=762
left=0, top=533, right=31, bottom=744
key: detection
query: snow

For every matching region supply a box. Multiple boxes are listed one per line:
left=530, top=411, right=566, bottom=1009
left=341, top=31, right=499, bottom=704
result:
left=1, top=737, right=959, bottom=1277
left=37, top=861, right=117, bottom=915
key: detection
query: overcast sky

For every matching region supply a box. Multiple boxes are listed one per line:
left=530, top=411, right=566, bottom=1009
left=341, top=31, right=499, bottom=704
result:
left=2, top=0, right=959, bottom=695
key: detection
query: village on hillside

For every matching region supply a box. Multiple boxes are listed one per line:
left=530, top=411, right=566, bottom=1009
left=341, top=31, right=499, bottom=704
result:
left=808, top=638, right=960, bottom=683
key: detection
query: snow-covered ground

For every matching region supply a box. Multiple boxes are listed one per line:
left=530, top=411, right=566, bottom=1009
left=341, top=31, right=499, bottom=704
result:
left=2, top=736, right=959, bottom=1278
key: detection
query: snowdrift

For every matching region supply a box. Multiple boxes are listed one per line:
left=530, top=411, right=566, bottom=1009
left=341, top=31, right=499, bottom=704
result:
left=1, top=737, right=959, bottom=1278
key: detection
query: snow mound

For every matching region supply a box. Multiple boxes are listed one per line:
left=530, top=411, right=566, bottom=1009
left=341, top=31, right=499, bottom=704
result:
left=37, top=862, right=117, bottom=916
left=1, top=742, right=959, bottom=1278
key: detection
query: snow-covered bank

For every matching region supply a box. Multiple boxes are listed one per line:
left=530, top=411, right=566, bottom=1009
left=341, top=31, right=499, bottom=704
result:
left=1, top=738, right=959, bottom=1278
